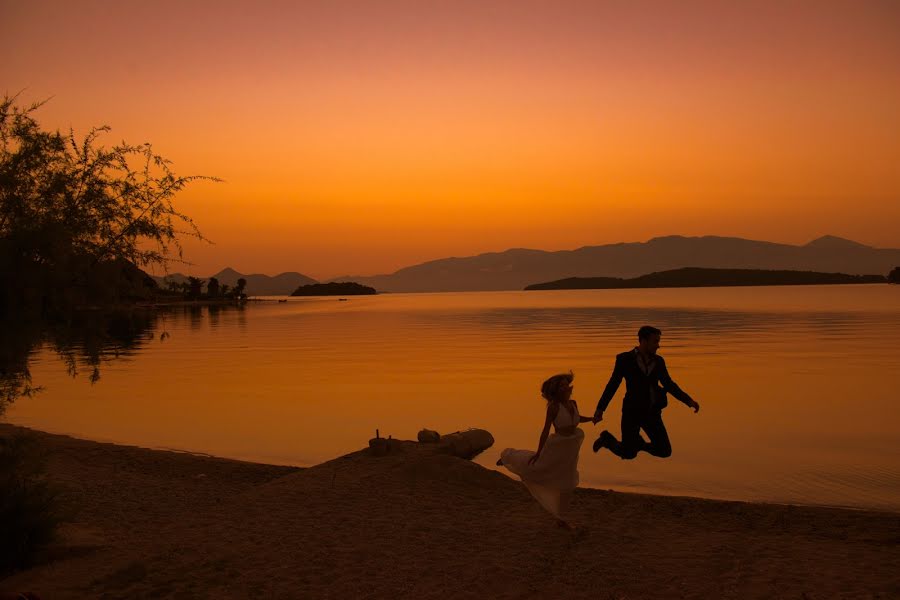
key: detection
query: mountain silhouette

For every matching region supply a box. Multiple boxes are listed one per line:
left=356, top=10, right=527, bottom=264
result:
left=802, top=235, right=873, bottom=251
left=331, top=235, right=900, bottom=293
left=153, top=268, right=317, bottom=296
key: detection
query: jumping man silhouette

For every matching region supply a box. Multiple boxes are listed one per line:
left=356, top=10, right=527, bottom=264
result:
left=592, top=326, right=700, bottom=459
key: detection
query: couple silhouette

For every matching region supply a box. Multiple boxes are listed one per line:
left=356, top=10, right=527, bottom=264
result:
left=498, top=326, right=701, bottom=529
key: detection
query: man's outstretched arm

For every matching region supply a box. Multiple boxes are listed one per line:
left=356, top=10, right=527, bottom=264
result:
left=594, top=357, right=624, bottom=421
left=659, top=360, right=700, bottom=412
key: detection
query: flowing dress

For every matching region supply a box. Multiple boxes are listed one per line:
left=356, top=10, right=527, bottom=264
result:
left=500, top=400, right=584, bottom=518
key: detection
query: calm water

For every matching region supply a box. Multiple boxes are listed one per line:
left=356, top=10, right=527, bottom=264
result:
left=7, top=285, right=900, bottom=511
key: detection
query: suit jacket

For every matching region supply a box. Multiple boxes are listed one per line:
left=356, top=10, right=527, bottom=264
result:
left=595, top=349, right=693, bottom=415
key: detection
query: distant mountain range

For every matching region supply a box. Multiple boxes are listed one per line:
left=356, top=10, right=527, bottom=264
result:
left=152, top=235, right=900, bottom=295
left=152, top=267, right=317, bottom=296
left=332, top=235, right=900, bottom=292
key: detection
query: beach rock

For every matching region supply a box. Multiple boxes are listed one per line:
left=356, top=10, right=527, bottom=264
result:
left=417, top=429, right=440, bottom=443
left=439, top=429, right=494, bottom=459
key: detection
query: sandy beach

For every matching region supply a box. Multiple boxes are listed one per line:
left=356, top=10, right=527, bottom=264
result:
left=2, top=424, right=898, bottom=599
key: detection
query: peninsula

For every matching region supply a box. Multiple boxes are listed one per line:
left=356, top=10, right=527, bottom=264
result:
left=525, top=267, right=887, bottom=291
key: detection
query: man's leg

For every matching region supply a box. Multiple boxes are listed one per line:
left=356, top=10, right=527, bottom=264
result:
left=597, top=411, right=644, bottom=459
left=639, top=410, right=672, bottom=458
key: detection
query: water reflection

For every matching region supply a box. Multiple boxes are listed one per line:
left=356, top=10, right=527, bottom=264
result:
left=411, top=305, right=890, bottom=335
left=0, top=305, right=247, bottom=413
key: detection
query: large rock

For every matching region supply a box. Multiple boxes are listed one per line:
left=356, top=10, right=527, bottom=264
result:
left=439, top=429, right=494, bottom=459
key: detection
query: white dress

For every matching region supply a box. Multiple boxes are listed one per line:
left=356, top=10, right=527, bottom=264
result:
left=500, top=400, right=584, bottom=518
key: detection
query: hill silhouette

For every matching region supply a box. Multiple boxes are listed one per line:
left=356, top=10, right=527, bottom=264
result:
left=333, top=235, right=900, bottom=292
left=525, top=267, right=888, bottom=291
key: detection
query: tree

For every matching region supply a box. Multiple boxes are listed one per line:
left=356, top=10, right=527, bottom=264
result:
left=187, top=276, right=205, bottom=299
left=206, top=276, right=220, bottom=298
left=0, top=93, right=217, bottom=316
left=890, top=267, right=900, bottom=284
left=235, top=277, right=247, bottom=298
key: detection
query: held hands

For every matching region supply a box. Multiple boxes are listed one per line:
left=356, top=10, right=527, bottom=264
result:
left=592, top=410, right=603, bottom=425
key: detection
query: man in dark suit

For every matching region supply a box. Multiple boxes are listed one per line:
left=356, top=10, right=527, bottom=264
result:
left=592, top=326, right=700, bottom=459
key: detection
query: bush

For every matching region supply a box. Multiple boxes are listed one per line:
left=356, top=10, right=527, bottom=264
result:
left=0, top=433, right=62, bottom=575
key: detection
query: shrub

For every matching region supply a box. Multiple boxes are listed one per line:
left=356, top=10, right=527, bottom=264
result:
left=0, top=433, right=62, bottom=575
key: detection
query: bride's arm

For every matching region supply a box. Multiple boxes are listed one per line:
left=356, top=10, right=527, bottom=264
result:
left=529, top=403, right=558, bottom=465
left=574, top=401, right=593, bottom=423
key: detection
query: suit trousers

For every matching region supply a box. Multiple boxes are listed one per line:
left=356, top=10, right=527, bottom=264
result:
left=607, top=408, right=672, bottom=459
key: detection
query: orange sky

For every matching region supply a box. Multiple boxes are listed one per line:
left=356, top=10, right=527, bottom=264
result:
left=4, top=0, right=899, bottom=279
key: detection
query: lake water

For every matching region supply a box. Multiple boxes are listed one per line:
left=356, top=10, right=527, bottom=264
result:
left=6, top=285, right=900, bottom=511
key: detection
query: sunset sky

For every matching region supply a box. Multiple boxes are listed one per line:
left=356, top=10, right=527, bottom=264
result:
left=4, top=0, right=899, bottom=279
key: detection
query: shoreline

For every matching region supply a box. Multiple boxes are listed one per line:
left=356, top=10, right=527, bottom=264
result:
left=2, top=423, right=898, bottom=598
left=10, top=422, right=895, bottom=516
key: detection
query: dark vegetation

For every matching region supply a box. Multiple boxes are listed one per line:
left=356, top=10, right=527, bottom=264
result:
left=155, top=268, right=316, bottom=296
left=890, top=267, right=900, bottom=284
left=163, top=275, right=247, bottom=300
left=525, top=267, right=889, bottom=291
left=291, top=281, right=377, bottom=296
left=0, top=432, right=63, bottom=575
left=0, top=93, right=216, bottom=573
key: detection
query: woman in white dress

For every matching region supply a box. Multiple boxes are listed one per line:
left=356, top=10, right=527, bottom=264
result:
left=498, top=371, right=592, bottom=529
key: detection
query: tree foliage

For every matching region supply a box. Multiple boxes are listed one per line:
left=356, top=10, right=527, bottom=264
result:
left=0, top=93, right=217, bottom=315
left=187, top=276, right=205, bottom=299
left=207, top=276, right=220, bottom=298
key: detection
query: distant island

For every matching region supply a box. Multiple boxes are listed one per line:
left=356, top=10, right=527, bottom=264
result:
left=291, top=282, right=377, bottom=296
left=524, top=267, right=888, bottom=291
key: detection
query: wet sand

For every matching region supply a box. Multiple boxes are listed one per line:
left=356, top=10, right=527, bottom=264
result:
left=2, top=424, right=898, bottom=599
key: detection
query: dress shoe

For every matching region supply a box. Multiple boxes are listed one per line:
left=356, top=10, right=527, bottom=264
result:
left=592, top=430, right=612, bottom=453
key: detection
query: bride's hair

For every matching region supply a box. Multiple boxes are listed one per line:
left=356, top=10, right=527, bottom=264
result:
left=540, top=371, right=574, bottom=403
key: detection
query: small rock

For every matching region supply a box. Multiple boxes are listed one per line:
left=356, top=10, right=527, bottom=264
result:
left=417, top=429, right=440, bottom=443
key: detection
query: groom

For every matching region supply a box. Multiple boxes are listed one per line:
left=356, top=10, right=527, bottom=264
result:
left=592, top=326, right=700, bottom=459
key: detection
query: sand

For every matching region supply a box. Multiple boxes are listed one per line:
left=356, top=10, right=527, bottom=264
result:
left=2, top=424, right=898, bottom=599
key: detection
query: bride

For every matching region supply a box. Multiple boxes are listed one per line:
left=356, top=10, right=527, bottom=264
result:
left=497, top=371, right=591, bottom=529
